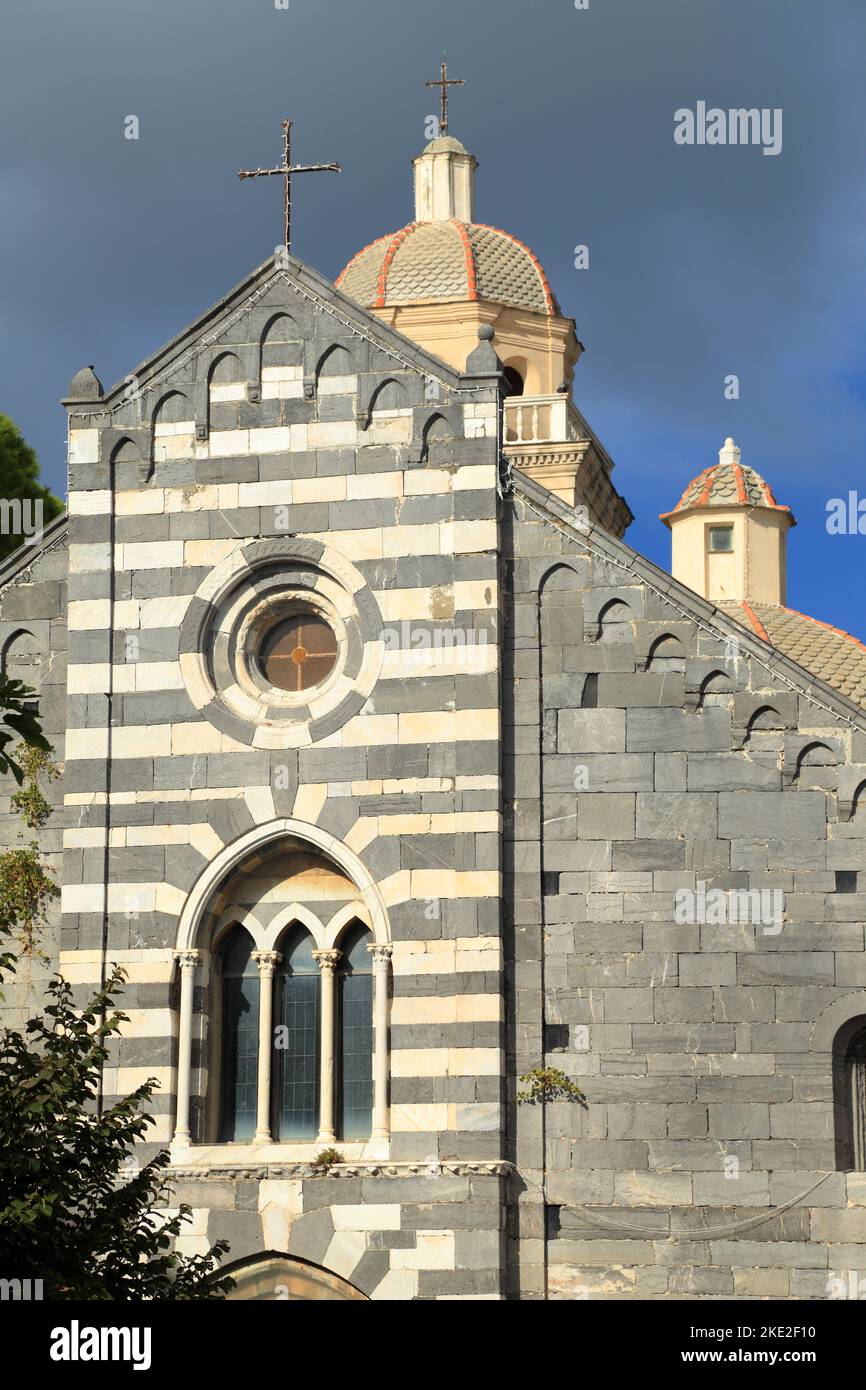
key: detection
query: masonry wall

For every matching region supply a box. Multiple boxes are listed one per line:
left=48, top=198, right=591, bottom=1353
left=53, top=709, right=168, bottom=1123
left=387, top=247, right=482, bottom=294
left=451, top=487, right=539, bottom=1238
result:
left=164, top=1164, right=507, bottom=1300
left=59, top=264, right=509, bottom=1297
left=0, top=526, right=67, bottom=1025
left=505, top=478, right=866, bottom=1300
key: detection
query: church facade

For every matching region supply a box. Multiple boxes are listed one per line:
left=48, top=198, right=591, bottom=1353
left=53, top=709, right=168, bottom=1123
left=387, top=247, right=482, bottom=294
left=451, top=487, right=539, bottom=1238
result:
left=3, top=127, right=866, bottom=1301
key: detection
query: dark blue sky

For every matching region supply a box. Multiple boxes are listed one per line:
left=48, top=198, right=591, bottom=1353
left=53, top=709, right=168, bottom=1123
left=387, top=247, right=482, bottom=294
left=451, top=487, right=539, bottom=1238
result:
left=2, top=0, right=865, bottom=634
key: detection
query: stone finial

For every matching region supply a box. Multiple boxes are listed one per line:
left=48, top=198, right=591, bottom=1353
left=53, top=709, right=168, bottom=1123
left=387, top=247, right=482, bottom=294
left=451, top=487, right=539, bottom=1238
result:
left=719, top=436, right=741, bottom=468
left=477, top=323, right=495, bottom=341
left=463, top=334, right=502, bottom=378
left=66, top=365, right=104, bottom=400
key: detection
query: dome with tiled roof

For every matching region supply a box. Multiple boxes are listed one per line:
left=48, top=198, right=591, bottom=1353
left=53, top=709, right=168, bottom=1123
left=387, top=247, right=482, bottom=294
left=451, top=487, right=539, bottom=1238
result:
left=660, top=438, right=794, bottom=523
left=337, top=219, right=558, bottom=315
left=336, top=136, right=559, bottom=316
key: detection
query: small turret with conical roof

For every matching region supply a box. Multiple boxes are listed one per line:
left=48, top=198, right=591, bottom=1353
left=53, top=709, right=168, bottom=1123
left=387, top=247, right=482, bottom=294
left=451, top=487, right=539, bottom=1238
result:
left=661, top=438, right=795, bottom=605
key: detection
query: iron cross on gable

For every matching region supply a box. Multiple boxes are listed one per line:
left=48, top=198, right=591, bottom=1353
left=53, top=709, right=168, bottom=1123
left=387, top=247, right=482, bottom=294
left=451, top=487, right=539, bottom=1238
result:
left=238, top=120, right=340, bottom=254
left=426, top=55, right=465, bottom=136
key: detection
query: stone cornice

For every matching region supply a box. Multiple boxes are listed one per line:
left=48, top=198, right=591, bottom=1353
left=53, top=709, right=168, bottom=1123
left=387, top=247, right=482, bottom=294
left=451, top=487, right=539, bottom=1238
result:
left=164, top=1160, right=511, bottom=1180
left=504, top=440, right=592, bottom=467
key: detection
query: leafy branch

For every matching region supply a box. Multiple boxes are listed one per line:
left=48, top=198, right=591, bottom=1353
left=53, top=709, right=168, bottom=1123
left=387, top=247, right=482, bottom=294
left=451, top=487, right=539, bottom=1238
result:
left=517, top=1067, right=586, bottom=1106
left=0, top=677, right=50, bottom=785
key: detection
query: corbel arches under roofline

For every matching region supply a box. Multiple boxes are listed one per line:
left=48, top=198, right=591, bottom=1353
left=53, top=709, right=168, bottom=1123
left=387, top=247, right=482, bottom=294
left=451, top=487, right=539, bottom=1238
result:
left=175, top=818, right=391, bottom=952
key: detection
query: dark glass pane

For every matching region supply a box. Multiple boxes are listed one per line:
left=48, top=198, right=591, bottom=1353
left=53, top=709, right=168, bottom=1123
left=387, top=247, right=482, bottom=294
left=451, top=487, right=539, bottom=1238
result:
left=342, top=923, right=372, bottom=972
left=338, top=925, right=373, bottom=1140
left=259, top=613, right=337, bottom=692
left=274, top=930, right=320, bottom=1140
left=286, top=929, right=318, bottom=973
left=708, top=526, right=733, bottom=553
left=339, top=973, right=373, bottom=1139
left=219, top=928, right=260, bottom=1142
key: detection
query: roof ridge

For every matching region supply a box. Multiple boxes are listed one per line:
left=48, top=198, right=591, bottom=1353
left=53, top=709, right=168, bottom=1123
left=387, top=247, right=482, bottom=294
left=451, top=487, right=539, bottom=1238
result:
left=374, top=223, right=418, bottom=308
left=739, top=599, right=770, bottom=642
left=76, top=254, right=467, bottom=420
left=733, top=462, right=748, bottom=506
left=449, top=219, right=478, bottom=301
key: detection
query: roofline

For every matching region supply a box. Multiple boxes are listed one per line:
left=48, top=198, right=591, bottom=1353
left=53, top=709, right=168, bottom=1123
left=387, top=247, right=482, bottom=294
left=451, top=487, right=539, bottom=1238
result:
left=66, top=252, right=470, bottom=417
left=512, top=471, right=866, bottom=727
left=0, top=512, right=68, bottom=590
left=660, top=499, right=796, bottom=527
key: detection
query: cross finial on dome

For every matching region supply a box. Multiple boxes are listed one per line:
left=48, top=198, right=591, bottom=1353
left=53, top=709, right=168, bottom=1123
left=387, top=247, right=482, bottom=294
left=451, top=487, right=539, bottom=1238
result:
left=425, top=53, right=465, bottom=136
left=719, top=437, right=741, bottom=468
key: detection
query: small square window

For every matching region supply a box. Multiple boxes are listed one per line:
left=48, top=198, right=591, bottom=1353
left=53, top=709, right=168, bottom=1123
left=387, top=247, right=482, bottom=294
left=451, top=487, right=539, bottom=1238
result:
left=708, top=526, right=734, bottom=553
left=836, top=871, right=858, bottom=894
left=545, top=1023, right=570, bottom=1052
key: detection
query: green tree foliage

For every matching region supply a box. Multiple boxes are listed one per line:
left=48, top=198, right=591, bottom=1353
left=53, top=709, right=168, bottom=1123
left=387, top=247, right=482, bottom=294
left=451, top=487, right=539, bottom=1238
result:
left=0, top=676, right=50, bottom=784
left=0, top=968, right=233, bottom=1299
left=0, top=743, right=61, bottom=967
left=0, top=706, right=232, bottom=1299
left=0, top=413, right=63, bottom=563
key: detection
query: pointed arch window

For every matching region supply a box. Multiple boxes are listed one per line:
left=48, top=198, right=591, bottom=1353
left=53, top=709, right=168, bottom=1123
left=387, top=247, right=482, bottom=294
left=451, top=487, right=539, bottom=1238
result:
left=274, top=928, right=321, bottom=1140
left=338, top=923, right=374, bottom=1140
left=218, top=927, right=260, bottom=1142
left=844, top=1023, right=866, bottom=1170
left=176, top=918, right=392, bottom=1151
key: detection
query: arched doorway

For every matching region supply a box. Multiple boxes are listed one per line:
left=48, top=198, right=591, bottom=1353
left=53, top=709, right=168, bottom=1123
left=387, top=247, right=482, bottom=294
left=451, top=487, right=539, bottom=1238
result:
left=223, top=1253, right=368, bottom=1301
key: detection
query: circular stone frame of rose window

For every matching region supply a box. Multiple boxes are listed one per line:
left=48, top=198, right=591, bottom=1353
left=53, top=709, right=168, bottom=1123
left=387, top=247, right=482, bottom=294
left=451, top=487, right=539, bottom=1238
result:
left=178, top=538, right=384, bottom=749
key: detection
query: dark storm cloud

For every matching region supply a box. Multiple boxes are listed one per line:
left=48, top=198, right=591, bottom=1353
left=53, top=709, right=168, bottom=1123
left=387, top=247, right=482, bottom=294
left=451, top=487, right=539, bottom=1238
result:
left=1, top=0, right=864, bottom=629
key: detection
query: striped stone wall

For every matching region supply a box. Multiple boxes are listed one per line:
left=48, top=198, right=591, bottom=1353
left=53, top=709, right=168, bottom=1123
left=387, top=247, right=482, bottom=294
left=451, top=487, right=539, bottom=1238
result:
left=54, top=260, right=508, bottom=1295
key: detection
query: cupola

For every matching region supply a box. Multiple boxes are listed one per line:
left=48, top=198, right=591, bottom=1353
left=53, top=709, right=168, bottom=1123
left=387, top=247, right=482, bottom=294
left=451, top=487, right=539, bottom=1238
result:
left=661, top=438, right=795, bottom=605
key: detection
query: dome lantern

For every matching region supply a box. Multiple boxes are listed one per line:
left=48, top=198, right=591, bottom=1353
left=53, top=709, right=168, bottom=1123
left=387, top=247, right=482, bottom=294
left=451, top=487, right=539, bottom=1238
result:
left=335, top=129, right=574, bottom=393
left=413, top=135, right=477, bottom=223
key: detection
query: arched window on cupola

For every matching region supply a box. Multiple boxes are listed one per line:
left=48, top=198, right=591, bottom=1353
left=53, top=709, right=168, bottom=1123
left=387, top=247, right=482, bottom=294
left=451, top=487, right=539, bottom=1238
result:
left=337, top=922, right=374, bottom=1140
left=273, top=927, right=320, bottom=1141
left=218, top=926, right=260, bottom=1143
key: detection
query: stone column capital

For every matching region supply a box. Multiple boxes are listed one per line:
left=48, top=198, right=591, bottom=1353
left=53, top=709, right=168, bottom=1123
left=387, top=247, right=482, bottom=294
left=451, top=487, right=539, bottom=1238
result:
left=367, top=942, right=393, bottom=967
left=312, top=948, right=342, bottom=976
left=252, top=950, right=282, bottom=977
left=173, top=949, right=201, bottom=973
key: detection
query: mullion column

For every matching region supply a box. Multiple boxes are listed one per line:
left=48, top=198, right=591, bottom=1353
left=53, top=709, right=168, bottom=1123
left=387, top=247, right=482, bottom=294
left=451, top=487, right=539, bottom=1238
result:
left=368, top=943, right=393, bottom=1141
left=252, top=951, right=281, bottom=1143
left=172, top=949, right=201, bottom=1147
left=312, top=949, right=341, bottom=1144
